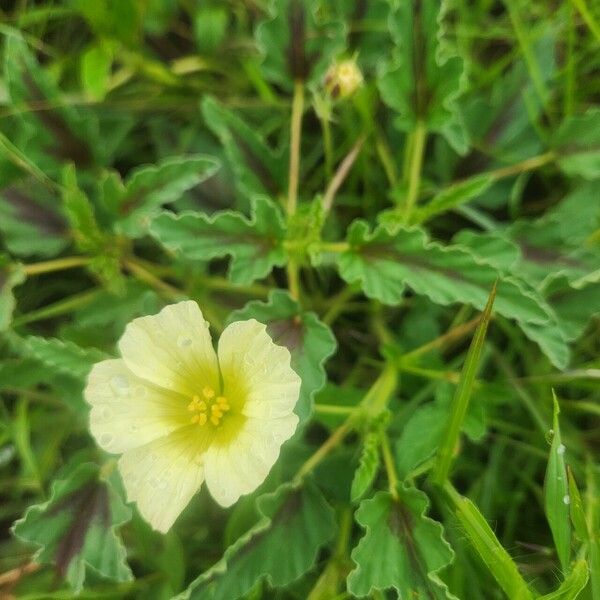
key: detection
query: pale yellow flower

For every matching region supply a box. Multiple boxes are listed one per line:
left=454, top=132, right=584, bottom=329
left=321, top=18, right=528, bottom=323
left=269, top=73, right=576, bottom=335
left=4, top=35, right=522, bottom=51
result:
left=324, top=58, right=364, bottom=98
left=84, top=301, right=300, bottom=532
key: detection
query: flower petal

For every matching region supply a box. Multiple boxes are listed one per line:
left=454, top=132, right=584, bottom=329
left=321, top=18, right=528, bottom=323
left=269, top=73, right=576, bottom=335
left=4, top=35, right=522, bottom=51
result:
left=217, top=319, right=301, bottom=419
left=85, top=359, right=189, bottom=454
left=118, top=427, right=209, bottom=533
left=204, top=414, right=298, bottom=507
left=118, top=301, right=219, bottom=395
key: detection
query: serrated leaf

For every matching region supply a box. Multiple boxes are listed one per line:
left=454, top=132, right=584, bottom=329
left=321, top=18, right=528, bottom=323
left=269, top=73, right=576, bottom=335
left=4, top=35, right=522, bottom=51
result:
left=112, top=155, right=221, bottom=237
left=378, top=0, right=467, bottom=152
left=228, top=290, right=336, bottom=423
left=351, top=431, right=380, bottom=502
left=0, top=256, right=25, bottom=331
left=347, top=486, right=457, bottom=599
left=553, top=109, right=600, bottom=180
left=451, top=230, right=521, bottom=272
left=201, top=96, right=286, bottom=198
left=178, top=481, right=336, bottom=600
left=539, top=559, right=589, bottom=600
left=255, top=0, right=347, bottom=91
left=0, top=178, right=68, bottom=257
left=12, top=462, right=132, bottom=592
left=337, top=221, right=550, bottom=324
left=544, top=394, right=571, bottom=572
left=151, top=196, right=287, bottom=284
left=23, top=336, right=108, bottom=379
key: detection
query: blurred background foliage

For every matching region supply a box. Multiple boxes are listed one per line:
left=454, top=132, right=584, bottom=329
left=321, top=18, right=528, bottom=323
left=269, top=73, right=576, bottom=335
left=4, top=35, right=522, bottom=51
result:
left=0, top=0, right=599, bottom=598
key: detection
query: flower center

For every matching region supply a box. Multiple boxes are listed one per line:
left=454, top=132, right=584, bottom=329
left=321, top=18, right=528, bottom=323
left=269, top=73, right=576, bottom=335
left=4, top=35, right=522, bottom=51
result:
left=187, top=386, right=230, bottom=427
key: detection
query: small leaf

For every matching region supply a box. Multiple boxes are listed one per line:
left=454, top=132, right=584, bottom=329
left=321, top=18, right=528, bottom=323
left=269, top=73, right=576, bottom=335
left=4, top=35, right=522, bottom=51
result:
left=255, top=0, right=347, bottom=91
left=544, top=394, right=571, bottom=572
left=351, top=431, right=380, bottom=502
left=81, top=43, right=113, bottom=101
left=0, top=256, right=25, bottom=331
left=194, top=7, right=228, bottom=54
left=178, top=481, right=336, bottom=600
left=539, top=559, right=589, bottom=600
left=23, top=336, right=108, bottom=379
left=431, top=282, right=495, bottom=484
left=114, top=154, right=221, bottom=237
left=150, top=196, right=287, bottom=285
left=228, top=290, right=337, bottom=423
left=444, top=482, right=534, bottom=600
left=337, top=221, right=550, bottom=324
left=12, top=462, right=132, bottom=592
left=347, top=486, right=456, bottom=599
left=201, top=96, right=286, bottom=198
left=553, top=109, right=600, bottom=180
left=412, top=174, right=495, bottom=224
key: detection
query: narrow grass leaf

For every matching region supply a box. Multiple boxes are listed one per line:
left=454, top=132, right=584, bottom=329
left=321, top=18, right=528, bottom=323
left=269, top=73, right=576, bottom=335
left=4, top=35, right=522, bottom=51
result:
left=444, top=482, right=533, bottom=600
left=432, top=282, right=496, bottom=485
left=544, top=393, right=572, bottom=573
left=539, top=559, right=589, bottom=600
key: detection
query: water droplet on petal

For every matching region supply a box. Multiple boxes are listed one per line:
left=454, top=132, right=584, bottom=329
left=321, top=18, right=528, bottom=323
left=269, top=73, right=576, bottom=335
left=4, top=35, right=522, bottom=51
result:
left=178, top=336, right=193, bottom=347
left=157, top=479, right=168, bottom=490
left=99, top=433, right=114, bottom=447
left=193, top=454, right=205, bottom=466
left=101, top=406, right=114, bottom=420
left=111, top=375, right=129, bottom=395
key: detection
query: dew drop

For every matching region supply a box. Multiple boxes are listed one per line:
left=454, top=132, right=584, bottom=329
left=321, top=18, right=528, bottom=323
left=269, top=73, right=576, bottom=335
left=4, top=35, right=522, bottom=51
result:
left=557, top=444, right=566, bottom=455
left=111, top=375, right=129, bottom=395
left=193, top=454, right=205, bottom=466
left=101, top=406, right=114, bottom=420
left=563, top=494, right=571, bottom=505
left=157, top=479, right=168, bottom=490
left=99, top=433, right=114, bottom=447
left=178, top=336, right=193, bottom=347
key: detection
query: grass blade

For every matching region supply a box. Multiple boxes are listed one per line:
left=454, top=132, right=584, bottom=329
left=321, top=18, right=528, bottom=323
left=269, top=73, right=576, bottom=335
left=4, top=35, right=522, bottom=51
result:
left=431, top=282, right=497, bottom=485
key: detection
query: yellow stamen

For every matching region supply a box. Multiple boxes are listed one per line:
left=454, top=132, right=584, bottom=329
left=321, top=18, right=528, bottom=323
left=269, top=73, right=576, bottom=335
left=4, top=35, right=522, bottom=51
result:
left=189, top=388, right=230, bottom=427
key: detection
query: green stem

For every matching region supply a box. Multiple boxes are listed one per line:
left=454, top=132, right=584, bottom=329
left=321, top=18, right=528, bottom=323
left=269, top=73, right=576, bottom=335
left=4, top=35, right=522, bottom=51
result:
left=287, top=79, right=305, bottom=216
left=12, top=289, right=100, bottom=327
left=402, top=120, right=427, bottom=222
left=23, top=256, right=89, bottom=276
left=381, top=433, right=399, bottom=500
left=322, top=115, right=334, bottom=180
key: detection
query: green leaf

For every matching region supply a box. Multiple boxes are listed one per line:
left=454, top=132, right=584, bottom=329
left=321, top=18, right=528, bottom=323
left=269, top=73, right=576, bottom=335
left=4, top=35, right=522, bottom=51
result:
left=0, top=179, right=68, bottom=257
left=432, top=283, right=495, bottom=484
left=544, top=394, right=571, bottom=573
left=151, top=196, right=286, bottom=285
left=201, top=96, right=286, bottom=198
left=112, top=154, right=221, bottom=237
left=412, top=174, right=495, bottom=224
left=178, top=481, right=336, bottom=600
left=553, top=109, right=600, bottom=180
left=351, top=431, right=380, bottom=502
left=228, top=290, right=337, bottom=423
left=0, top=256, right=25, bottom=331
left=337, top=221, right=550, bottom=324
left=22, top=336, right=108, bottom=379
left=378, top=0, right=467, bottom=152
left=347, top=486, right=456, bottom=599
left=444, top=482, right=534, bottom=600
left=194, top=7, right=228, bottom=54
left=451, top=231, right=521, bottom=272
left=4, top=30, right=96, bottom=168
left=81, top=43, right=113, bottom=101
left=12, top=462, right=132, bottom=592
left=567, top=467, right=589, bottom=543
left=539, top=559, right=589, bottom=600
left=255, top=0, right=347, bottom=91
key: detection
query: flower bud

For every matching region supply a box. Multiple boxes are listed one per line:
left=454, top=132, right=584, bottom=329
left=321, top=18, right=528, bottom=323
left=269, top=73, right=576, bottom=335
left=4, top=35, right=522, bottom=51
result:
left=324, top=58, right=363, bottom=99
